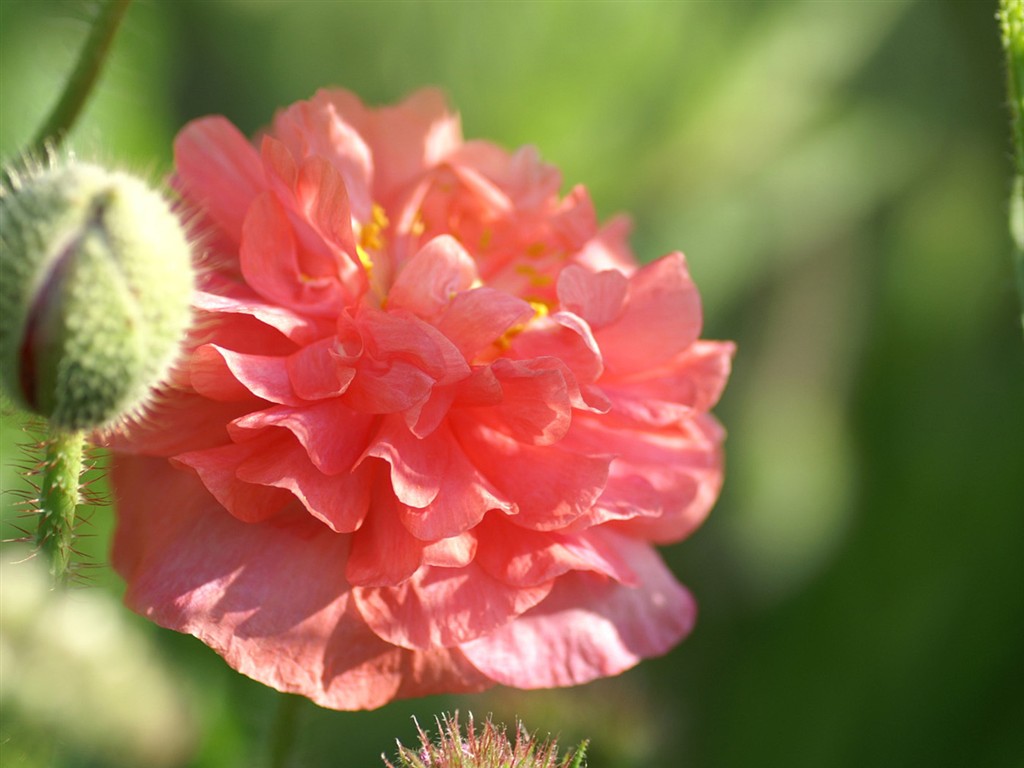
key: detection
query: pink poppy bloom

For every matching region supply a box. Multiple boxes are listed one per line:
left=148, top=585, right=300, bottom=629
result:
left=108, top=88, right=734, bottom=710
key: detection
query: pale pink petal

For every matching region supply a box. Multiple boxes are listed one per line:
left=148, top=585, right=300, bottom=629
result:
left=602, top=340, right=736, bottom=427
left=574, top=214, right=637, bottom=275
left=353, top=563, right=552, bottom=649
left=286, top=337, right=357, bottom=401
left=563, top=413, right=724, bottom=542
left=239, top=193, right=346, bottom=317
left=422, top=531, right=478, bottom=568
left=192, top=285, right=332, bottom=346
left=174, top=116, right=265, bottom=244
left=556, top=264, right=628, bottom=330
left=595, top=252, right=702, bottom=374
left=436, top=287, right=534, bottom=359
left=388, top=235, right=479, bottom=319
left=191, top=345, right=300, bottom=406
left=460, top=534, right=695, bottom=688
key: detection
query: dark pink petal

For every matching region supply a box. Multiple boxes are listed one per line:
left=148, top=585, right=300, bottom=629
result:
left=388, top=235, right=479, bottom=320
left=174, top=117, right=265, bottom=244
left=475, top=516, right=637, bottom=588
left=172, top=436, right=293, bottom=523
left=229, top=402, right=375, bottom=475
left=595, top=252, right=702, bottom=374
left=235, top=434, right=372, bottom=532
left=436, top=287, right=534, bottom=359
left=362, top=416, right=449, bottom=508
left=345, top=486, right=426, bottom=587
left=460, top=534, right=695, bottom=688
left=353, top=563, right=552, bottom=649
left=453, top=419, right=610, bottom=531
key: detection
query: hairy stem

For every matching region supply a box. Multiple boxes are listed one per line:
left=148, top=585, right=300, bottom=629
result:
left=35, top=428, right=85, bottom=585
left=999, top=0, right=1024, bottom=331
left=30, top=0, right=134, bottom=154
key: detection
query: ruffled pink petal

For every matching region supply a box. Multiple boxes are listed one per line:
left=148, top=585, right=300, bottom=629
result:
left=362, top=416, right=449, bottom=508
left=398, top=427, right=514, bottom=540
left=191, top=344, right=300, bottom=405
left=239, top=192, right=347, bottom=317
left=229, top=402, right=375, bottom=475
left=602, top=340, right=736, bottom=427
left=474, top=516, right=638, bottom=588
left=271, top=91, right=375, bottom=221
left=192, top=284, right=332, bottom=346
left=172, top=435, right=294, bottom=523
left=286, top=337, right=357, bottom=401
left=471, top=359, right=573, bottom=446
left=563, top=413, right=724, bottom=542
left=113, top=456, right=485, bottom=710
left=574, top=214, right=637, bottom=275
left=452, top=419, right=610, bottom=531
left=358, top=308, right=470, bottom=384
left=174, top=116, right=265, bottom=244
left=436, top=287, right=534, bottom=359
left=595, top=252, right=702, bottom=374
left=234, top=433, right=372, bottom=532
left=353, top=562, right=552, bottom=649
left=556, top=265, right=628, bottom=330
left=345, top=485, right=426, bottom=587
left=387, top=235, right=479, bottom=320
left=422, top=531, right=478, bottom=568
left=460, top=533, right=695, bottom=688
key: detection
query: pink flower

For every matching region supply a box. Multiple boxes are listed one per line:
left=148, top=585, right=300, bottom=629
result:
left=108, top=88, right=734, bottom=710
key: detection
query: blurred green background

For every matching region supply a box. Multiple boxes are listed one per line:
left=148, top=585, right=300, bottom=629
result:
left=2, top=1, right=1022, bottom=766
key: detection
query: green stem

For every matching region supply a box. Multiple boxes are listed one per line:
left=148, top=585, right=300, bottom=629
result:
left=268, top=694, right=302, bottom=768
left=999, top=0, right=1024, bottom=332
left=35, top=428, right=85, bottom=585
left=29, top=0, right=133, bottom=155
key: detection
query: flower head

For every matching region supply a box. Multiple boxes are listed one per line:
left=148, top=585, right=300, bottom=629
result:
left=108, top=88, right=734, bottom=709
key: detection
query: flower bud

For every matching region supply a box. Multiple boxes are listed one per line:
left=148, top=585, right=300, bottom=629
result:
left=0, top=161, right=193, bottom=430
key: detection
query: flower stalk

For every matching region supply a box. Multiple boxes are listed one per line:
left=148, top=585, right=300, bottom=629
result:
left=999, top=0, right=1024, bottom=330
left=34, top=427, right=85, bottom=585
left=29, top=0, right=133, bottom=155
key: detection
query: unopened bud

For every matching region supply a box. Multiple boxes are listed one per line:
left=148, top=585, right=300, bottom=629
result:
left=0, top=160, right=193, bottom=429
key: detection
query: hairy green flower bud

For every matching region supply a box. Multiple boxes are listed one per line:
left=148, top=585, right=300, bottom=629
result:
left=0, top=161, right=193, bottom=430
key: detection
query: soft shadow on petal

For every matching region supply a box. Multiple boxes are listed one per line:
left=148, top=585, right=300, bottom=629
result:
left=460, top=533, right=694, bottom=688
left=353, top=563, right=552, bottom=649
